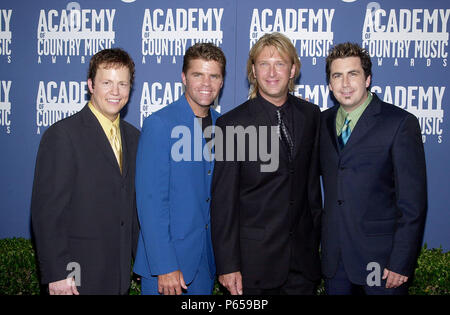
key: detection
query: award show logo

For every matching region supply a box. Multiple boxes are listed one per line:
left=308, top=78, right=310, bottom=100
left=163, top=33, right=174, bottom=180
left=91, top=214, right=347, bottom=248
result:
left=141, top=8, right=224, bottom=64
left=362, top=5, right=450, bottom=67
left=36, top=2, right=116, bottom=64
left=293, top=84, right=331, bottom=111
left=35, top=80, right=88, bottom=133
left=371, top=85, right=445, bottom=143
left=139, top=81, right=184, bottom=127
left=139, top=81, right=221, bottom=127
left=0, top=9, right=12, bottom=63
left=0, top=80, right=11, bottom=134
left=249, top=8, right=335, bottom=65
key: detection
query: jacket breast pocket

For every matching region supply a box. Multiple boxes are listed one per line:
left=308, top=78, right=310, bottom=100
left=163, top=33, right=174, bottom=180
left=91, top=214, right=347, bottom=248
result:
left=240, top=226, right=265, bottom=241
left=350, top=145, right=388, bottom=168
left=363, top=218, right=397, bottom=236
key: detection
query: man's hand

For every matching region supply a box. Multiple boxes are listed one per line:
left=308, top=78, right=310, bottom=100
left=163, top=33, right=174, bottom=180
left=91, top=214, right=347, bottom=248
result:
left=49, top=278, right=79, bottom=295
left=158, top=270, right=187, bottom=295
left=383, top=268, right=408, bottom=288
left=218, top=271, right=243, bottom=295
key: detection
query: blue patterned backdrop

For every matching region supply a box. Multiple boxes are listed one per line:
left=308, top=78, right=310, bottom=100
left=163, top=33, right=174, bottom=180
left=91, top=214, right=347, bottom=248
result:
left=0, top=0, right=448, bottom=250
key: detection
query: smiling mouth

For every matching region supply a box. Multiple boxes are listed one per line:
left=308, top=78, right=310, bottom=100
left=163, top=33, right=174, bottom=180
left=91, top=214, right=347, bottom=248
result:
left=341, top=91, right=353, bottom=97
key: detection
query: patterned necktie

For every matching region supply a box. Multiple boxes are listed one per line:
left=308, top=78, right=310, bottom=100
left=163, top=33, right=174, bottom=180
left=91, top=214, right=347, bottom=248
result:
left=277, top=109, right=294, bottom=162
left=338, top=117, right=351, bottom=149
left=109, top=124, right=122, bottom=172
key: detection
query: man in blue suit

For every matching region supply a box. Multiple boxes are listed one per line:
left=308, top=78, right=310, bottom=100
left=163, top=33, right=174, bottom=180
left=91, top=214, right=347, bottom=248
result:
left=320, top=42, right=427, bottom=295
left=133, top=43, right=226, bottom=295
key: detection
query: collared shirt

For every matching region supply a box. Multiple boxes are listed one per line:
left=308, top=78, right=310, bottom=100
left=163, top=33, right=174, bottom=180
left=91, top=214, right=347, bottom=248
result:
left=336, top=91, right=373, bottom=136
left=257, top=93, right=294, bottom=142
left=88, top=101, right=122, bottom=150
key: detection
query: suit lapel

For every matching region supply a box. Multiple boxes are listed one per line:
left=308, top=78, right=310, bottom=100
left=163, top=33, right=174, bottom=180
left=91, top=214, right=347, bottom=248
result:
left=342, top=95, right=381, bottom=151
left=209, top=107, right=220, bottom=168
left=174, top=96, right=204, bottom=162
left=249, top=97, right=272, bottom=128
left=204, top=105, right=221, bottom=220
left=81, top=104, right=123, bottom=176
left=326, top=105, right=340, bottom=154
left=174, top=96, right=211, bottom=221
left=290, top=96, right=305, bottom=160
left=248, top=98, right=290, bottom=163
left=120, top=123, right=130, bottom=179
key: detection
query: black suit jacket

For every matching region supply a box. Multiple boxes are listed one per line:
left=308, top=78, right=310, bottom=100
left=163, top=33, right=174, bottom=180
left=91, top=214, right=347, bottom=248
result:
left=319, top=94, right=427, bottom=285
left=31, top=104, right=140, bottom=294
left=211, top=94, right=322, bottom=289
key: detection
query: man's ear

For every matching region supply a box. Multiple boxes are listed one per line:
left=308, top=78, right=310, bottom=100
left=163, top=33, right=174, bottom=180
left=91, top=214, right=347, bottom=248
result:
left=87, top=78, right=94, bottom=94
left=365, top=75, right=371, bottom=89
left=289, top=63, right=296, bottom=79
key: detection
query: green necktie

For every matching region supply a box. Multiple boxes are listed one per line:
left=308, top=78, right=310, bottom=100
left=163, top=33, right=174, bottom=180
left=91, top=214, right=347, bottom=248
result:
left=338, top=117, right=351, bottom=149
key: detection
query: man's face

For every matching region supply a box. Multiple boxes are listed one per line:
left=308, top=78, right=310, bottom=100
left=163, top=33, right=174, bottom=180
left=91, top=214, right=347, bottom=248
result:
left=328, top=56, right=371, bottom=113
left=252, top=46, right=296, bottom=106
left=87, top=64, right=131, bottom=121
left=182, top=58, right=224, bottom=114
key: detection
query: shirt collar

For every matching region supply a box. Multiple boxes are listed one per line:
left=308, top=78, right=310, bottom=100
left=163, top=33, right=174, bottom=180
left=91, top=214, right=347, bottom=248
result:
left=257, top=92, right=290, bottom=112
left=336, top=91, right=372, bottom=134
left=88, top=101, right=120, bottom=136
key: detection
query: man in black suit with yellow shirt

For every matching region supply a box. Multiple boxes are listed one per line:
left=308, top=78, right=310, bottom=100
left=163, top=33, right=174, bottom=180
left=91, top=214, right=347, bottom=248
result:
left=31, top=48, right=140, bottom=295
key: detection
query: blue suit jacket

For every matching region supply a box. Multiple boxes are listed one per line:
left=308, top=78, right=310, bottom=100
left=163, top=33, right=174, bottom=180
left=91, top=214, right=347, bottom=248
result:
left=319, top=94, right=427, bottom=285
left=133, top=96, right=218, bottom=284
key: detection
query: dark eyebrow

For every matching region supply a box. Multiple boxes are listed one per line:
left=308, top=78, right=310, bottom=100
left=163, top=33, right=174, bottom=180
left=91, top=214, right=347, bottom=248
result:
left=332, top=69, right=361, bottom=76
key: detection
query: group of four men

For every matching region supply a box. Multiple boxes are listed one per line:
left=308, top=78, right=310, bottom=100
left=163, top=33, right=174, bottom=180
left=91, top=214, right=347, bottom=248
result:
left=31, top=32, right=427, bottom=295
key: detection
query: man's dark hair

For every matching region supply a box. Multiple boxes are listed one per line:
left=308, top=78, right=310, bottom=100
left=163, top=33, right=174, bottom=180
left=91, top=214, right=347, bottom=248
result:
left=326, top=42, right=372, bottom=82
left=182, top=43, right=226, bottom=77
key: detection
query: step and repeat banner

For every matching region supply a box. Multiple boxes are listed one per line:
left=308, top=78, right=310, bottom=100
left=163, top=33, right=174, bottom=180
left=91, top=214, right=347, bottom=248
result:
left=0, top=0, right=448, bottom=250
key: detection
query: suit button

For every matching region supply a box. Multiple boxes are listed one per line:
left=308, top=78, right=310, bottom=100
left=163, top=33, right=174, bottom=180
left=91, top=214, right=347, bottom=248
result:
left=206, top=197, right=210, bottom=202
left=121, top=221, right=124, bottom=226
left=205, top=224, right=209, bottom=230
left=290, top=200, right=294, bottom=205
left=338, top=200, right=344, bottom=205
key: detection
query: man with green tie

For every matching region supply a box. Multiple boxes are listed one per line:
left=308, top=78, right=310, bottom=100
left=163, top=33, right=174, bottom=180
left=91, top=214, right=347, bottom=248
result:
left=319, top=42, right=427, bottom=295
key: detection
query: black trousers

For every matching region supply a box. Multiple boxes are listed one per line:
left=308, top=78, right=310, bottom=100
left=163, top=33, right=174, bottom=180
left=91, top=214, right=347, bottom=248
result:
left=243, top=270, right=318, bottom=295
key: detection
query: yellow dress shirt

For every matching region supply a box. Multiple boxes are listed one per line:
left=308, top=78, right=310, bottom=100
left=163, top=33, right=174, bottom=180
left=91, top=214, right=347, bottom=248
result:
left=88, top=102, right=122, bottom=171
